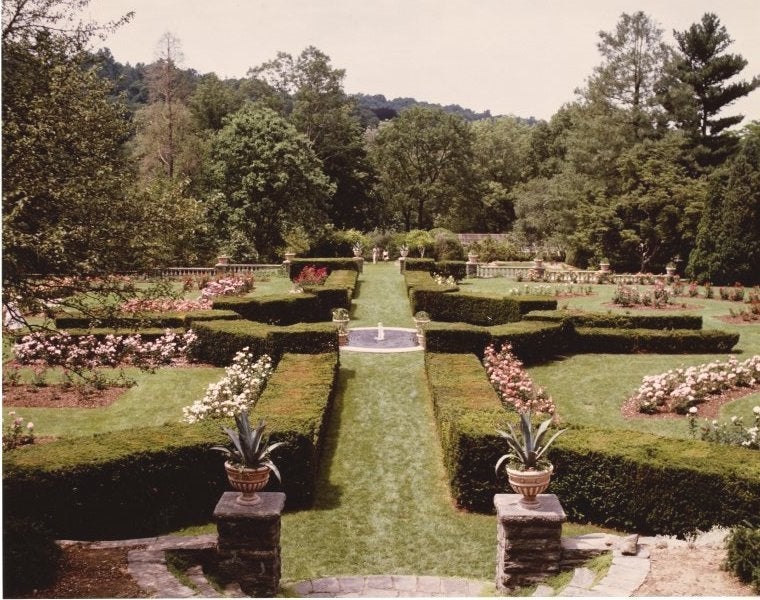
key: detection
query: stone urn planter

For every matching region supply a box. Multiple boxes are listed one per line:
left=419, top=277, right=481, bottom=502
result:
left=284, top=251, right=296, bottom=262
left=467, top=252, right=479, bottom=263
left=495, top=412, right=566, bottom=510
left=599, top=262, right=610, bottom=273
left=224, top=462, right=271, bottom=506
left=217, top=255, right=230, bottom=266
left=506, top=465, right=553, bottom=509
left=213, top=410, right=283, bottom=507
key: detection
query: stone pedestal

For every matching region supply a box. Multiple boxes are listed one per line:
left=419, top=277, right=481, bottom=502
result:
left=399, top=256, right=406, bottom=273
left=466, top=255, right=478, bottom=278
left=353, top=256, right=364, bottom=274
left=495, top=494, right=566, bottom=592
left=214, top=491, right=285, bottom=597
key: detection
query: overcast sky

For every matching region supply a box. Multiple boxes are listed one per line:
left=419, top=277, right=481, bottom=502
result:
left=86, top=0, right=760, bottom=122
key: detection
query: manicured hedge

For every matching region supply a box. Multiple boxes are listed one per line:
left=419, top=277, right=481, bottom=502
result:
left=300, top=285, right=353, bottom=316
left=254, top=353, right=339, bottom=509
left=434, top=261, right=468, bottom=281
left=318, top=269, right=359, bottom=298
left=423, top=320, right=736, bottom=359
left=424, top=323, right=491, bottom=357
left=404, top=259, right=467, bottom=280
left=403, top=258, right=436, bottom=272
left=572, top=327, right=739, bottom=354
left=550, top=427, right=760, bottom=537
left=2, top=353, right=339, bottom=540
left=425, top=321, right=567, bottom=364
left=424, top=352, right=508, bottom=512
left=524, top=310, right=703, bottom=330
left=213, top=284, right=353, bottom=325
left=424, top=353, right=760, bottom=537
left=190, top=319, right=336, bottom=366
left=289, top=258, right=359, bottom=280
left=54, top=309, right=240, bottom=330
left=404, top=271, right=458, bottom=296
left=488, top=321, right=571, bottom=364
left=412, top=290, right=521, bottom=326
left=515, top=297, right=559, bottom=315
left=212, top=294, right=322, bottom=325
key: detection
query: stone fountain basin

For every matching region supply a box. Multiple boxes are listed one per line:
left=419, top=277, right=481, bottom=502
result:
left=342, top=327, right=421, bottom=353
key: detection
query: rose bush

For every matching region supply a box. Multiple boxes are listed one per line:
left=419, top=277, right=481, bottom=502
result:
left=483, top=342, right=556, bottom=415
left=182, top=349, right=273, bottom=423
left=632, top=355, right=760, bottom=414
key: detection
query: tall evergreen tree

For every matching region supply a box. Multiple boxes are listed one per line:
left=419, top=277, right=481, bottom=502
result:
left=687, top=123, right=760, bottom=285
left=583, top=11, right=668, bottom=138
left=659, top=13, right=759, bottom=165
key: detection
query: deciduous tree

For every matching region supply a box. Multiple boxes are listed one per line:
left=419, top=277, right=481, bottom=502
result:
left=207, top=105, right=334, bottom=261
left=368, top=107, right=478, bottom=231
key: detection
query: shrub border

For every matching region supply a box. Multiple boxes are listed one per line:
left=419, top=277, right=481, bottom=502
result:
left=2, top=352, right=339, bottom=539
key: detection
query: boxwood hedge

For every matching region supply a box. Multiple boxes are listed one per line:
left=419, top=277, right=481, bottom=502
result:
left=189, top=319, right=336, bottom=366
left=425, top=321, right=568, bottom=364
left=412, top=290, right=521, bottom=326
left=54, top=309, right=240, bottom=330
left=524, top=310, right=703, bottom=330
left=403, top=259, right=467, bottom=280
left=2, top=352, right=339, bottom=540
left=572, top=327, right=739, bottom=354
left=289, top=258, right=359, bottom=280
left=424, top=353, right=760, bottom=537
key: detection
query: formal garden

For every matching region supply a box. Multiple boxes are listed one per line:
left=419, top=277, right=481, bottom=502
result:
left=3, top=255, right=759, bottom=596
left=4, top=1, right=760, bottom=595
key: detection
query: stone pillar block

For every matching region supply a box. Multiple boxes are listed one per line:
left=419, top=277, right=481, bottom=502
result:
left=495, top=494, right=566, bottom=592
left=214, top=492, right=285, bottom=597
left=353, top=256, right=364, bottom=274
left=399, top=256, right=406, bottom=273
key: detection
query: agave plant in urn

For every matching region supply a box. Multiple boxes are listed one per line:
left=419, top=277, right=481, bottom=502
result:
left=495, top=411, right=566, bottom=509
left=213, top=409, right=284, bottom=506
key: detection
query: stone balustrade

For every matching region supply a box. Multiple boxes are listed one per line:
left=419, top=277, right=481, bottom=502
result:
left=157, top=263, right=285, bottom=278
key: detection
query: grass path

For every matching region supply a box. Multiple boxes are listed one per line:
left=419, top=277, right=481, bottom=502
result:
left=280, top=263, right=496, bottom=581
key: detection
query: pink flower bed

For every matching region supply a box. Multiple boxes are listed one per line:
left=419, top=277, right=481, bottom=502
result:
left=483, top=342, right=556, bottom=415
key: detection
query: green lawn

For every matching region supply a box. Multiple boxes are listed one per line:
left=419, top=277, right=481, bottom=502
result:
left=461, top=278, right=760, bottom=437
left=4, top=366, right=222, bottom=438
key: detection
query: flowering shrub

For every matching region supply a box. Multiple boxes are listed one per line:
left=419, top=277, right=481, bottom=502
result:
left=688, top=406, right=760, bottom=450
left=433, top=273, right=456, bottom=286
left=13, top=329, right=197, bottom=373
left=2, top=411, right=35, bottom=450
left=632, top=355, right=760, bottom=414
left=121, top=298, right=212, bottom=313
left=719, top=284, right=746, bottom=302
left=182, top=349, right=273, bottom=423
left=483, top=343, right=556, bottom=415
left=294, top=266, right=328, bottom=286
left=613, top=282, right=672, bottom=308
left=200, top=276, right=254, bottom=300
left=612, top=284, right=640, bottom=307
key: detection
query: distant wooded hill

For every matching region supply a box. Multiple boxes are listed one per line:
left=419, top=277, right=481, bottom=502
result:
left=92, top=49, right=534, bottom=125
left=352, top=93, right=538, bottom=126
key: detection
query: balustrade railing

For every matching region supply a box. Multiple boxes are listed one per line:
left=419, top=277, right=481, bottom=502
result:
left=473, top=263, right=681, bottom=285
left=156, top=264, right=285, bottom=278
